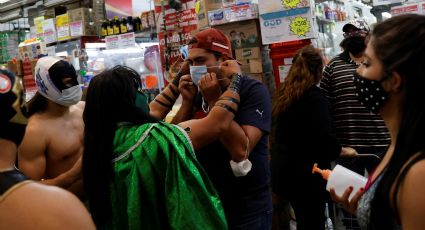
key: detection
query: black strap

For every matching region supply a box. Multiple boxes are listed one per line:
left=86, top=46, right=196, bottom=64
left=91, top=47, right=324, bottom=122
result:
left=160, top=92, right=175, bottom=105
left=154, top=98, right=173, bottom=109
left=169, top=85, right=180, bottom=99
left=0, top=169, right=28, bottom=196
left=215, top=102, right=237, bottom=115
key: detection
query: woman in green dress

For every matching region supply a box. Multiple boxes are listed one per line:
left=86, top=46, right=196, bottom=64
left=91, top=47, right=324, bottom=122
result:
left=83, top=63, right=243, bottom=229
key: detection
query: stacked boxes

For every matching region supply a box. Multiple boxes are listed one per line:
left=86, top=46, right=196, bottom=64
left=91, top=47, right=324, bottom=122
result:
left=214, top=20, right=263, bottom=82
left=0, top=32, right=20, bottom=63
left=68, top=8, right=96, bottom=37
left=196, top=0, right=223, bottom=29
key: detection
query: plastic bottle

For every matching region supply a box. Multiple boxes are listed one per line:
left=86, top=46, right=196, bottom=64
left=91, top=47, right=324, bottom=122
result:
left=312, top=163, right=367, bottom=201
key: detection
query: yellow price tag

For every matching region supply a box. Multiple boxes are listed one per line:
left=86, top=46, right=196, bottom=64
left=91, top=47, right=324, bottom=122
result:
left=290, top=16, right=310, bottom=37
left=282, top=0, right=300, bottom=9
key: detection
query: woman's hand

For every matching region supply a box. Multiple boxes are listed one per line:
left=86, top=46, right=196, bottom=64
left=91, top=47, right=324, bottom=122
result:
left=330, top=186, right=364, bottom=215
left=340, top=147, right=359, bottom=157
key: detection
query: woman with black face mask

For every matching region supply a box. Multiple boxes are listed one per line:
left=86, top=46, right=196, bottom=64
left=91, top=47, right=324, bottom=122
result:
left=331, top=14, right=425, bottom=230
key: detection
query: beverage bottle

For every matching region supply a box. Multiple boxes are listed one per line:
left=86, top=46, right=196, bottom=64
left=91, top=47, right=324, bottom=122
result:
left=121, top=17, right=128, bottom=34
left=312, top=163, right=367, bottom=201
left=113, top=16, right=121, bottom=34
left=107, top=20, right=114, bottom=36
left=134, top=17, right=142, bottom=32
left=127, top=16, right=134, bottom=32
left=101, top=20, right=108, bottom=37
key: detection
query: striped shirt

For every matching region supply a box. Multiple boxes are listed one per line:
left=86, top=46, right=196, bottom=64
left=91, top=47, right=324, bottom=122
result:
left=320, top=52, right=390, bottom=155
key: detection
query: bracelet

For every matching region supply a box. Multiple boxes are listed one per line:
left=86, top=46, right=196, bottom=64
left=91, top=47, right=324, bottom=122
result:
left=214, top=102, right=237, bottom=115
left=228, top=73, right=243, bottom=94
left=218, top=96, right=240, bottom=106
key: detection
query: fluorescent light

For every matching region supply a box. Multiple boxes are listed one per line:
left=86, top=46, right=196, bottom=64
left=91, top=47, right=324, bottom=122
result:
left=44, top=0, right=77, bottom=8
left=85, top=43, right=106, bottom=49
left=0, top=0, right=11, bottom=4
left=0, top=8, right=22, bottom=23
left=55, top=51, right=69, bottom=57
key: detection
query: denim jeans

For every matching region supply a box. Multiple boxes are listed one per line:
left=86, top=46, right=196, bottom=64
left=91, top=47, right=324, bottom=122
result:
left=230, top=210, right=273, bottom=230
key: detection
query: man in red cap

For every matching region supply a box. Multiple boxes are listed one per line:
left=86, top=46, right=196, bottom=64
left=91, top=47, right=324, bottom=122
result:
left=172, top=28, right=273, bottom=229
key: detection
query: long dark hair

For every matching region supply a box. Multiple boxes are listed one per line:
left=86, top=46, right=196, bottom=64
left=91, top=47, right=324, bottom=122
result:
left=369, top=14, right=425, bottom=229
left=272, top=45, right=323, bottom=117
left=83, top=66, right=157, bottom=228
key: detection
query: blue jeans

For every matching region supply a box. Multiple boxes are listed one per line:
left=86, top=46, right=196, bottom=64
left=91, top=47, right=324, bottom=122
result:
left=230, top=210, right=273, bottom=230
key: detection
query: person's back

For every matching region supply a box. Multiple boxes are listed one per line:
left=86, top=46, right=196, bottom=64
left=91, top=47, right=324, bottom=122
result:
left=0, top=169, right=95, bottom=230
left=18, top=57, right=84, bottom=196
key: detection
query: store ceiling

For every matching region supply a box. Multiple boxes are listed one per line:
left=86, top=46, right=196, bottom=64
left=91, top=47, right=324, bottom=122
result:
left=0, top=0, right=38, bottom=12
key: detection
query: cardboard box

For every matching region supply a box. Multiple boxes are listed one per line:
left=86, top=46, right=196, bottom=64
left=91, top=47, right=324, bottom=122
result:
left=70, top=21, right=96, bottom=37
left=68, top=8, right=91, bottom=23
left=214, top=19, right=260, bottom=49
left=239, top=58, right=263, bottom=73
left=196, top=0, right=223, bottom=29
left=7, top=60, right=23, bottom=76
left=208, top=3, right=258, bottom=26
left=235, top=47, right=261, bottom=60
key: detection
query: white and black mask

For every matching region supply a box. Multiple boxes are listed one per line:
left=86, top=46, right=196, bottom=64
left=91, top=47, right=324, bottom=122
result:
left=353, top=72, right=389, bottom=114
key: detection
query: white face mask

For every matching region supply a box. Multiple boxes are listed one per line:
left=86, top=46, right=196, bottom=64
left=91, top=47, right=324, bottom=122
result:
left=230, top=137, right=252, bottom=177
left=230, top=159, right=252, bottom=177
left=189, top=65, right=207, bottom=85
left=54, top=85, right=82, bottom=106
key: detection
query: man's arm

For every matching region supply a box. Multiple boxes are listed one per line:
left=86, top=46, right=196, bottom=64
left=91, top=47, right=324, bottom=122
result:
left=18, top=121, right=47, bottom=180
left=149, top=83, right=180, bottom=120
left=220, top=123, right=263, bottom=162
left=150, top=61, right=190, bottom=120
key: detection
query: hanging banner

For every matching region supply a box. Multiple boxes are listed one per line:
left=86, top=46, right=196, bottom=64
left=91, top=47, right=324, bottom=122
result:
left=391, top=3, right=422, bottom=16
left=106, top=0, right=133, bottom=18
left=259, top=7, right=314, bottom=44
left=258, top=0, right=314, bottom=44
left=373, top=0, right=403, bottom=7
left=259, top=0, right=311, bottom=13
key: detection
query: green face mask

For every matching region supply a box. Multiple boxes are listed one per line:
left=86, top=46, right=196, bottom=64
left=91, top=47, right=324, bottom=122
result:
left=135, top=90, right=150, bottom=114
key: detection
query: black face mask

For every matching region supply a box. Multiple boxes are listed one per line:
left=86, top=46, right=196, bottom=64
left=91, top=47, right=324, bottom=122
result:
left=353, top=72, right=389, bottom=114
left=343, top=36, right=366, bottom=56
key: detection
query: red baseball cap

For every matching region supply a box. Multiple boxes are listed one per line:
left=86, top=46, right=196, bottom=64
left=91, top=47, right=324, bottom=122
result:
left=189, top=28, right=233, bottom=59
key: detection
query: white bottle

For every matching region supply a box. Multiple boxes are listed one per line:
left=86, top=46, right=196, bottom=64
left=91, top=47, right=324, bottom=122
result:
left=313, top=164, right=367, bottom=201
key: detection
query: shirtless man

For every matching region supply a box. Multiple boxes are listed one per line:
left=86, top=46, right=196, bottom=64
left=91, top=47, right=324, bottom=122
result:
left=0, top=164, right=95, bottom=229
left=18, top=57, right=84, bottom=196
